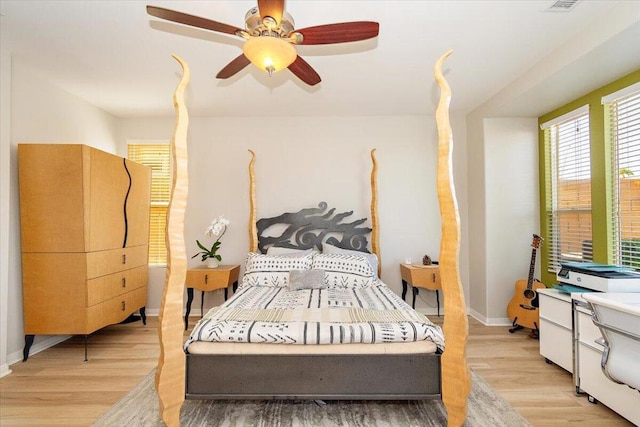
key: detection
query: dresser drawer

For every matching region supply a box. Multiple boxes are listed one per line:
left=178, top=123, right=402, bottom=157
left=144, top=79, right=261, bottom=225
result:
left=86, top=245, right=148, bottom=278
left=87, top=265, right=148, bottom=306
left=86, top=286, right=147, bottom=332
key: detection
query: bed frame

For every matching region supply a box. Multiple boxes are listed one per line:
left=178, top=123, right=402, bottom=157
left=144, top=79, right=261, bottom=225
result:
left=185, top=194, right=443, bottom=400
left=155, top=52, right=469, bottom=426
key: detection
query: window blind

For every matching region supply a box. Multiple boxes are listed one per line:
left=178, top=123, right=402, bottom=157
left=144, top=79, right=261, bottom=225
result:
left=545, top=108, right=592, bottom=272
left=606, top=89, right=640, bottom=269
left=127, top=143, right=171, bottom=265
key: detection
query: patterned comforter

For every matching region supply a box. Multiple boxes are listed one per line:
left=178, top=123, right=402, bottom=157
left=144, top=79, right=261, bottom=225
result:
left=185, top=282, right=445, bottom=352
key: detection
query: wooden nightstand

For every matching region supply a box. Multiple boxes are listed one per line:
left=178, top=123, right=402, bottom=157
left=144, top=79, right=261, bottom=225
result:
left=184, top=264, right=240, bottom=330
left=399, top=263, right=441, bottom=316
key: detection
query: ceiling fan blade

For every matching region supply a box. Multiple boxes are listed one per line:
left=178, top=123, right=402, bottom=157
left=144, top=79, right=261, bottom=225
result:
left=295, top=22, right=380, bottom=45
left=146, top=5, right=243, bottom=36
left=216, top=54, right=252, bottom=79
left=288, top=56, right=321, bottom=86
left=257, top=0, right=285, bottom=25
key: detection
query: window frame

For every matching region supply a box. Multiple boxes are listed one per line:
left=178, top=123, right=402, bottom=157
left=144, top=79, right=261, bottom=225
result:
left=127, top=140, right=171, bottom=266
left=538, top=72, right=640, bottom=286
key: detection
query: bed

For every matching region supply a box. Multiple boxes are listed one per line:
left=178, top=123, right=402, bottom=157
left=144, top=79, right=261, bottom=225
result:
left=155, top=51, right=470, bottom=426
left=183, top=200, right=445, bottom=400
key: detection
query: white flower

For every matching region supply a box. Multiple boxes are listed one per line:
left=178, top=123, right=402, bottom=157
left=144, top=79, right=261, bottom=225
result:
left=204, top=215, right=229, bottom=239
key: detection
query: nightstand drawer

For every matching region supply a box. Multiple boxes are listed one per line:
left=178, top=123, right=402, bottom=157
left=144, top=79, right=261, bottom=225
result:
left=186, top=265, right=240, bottom=291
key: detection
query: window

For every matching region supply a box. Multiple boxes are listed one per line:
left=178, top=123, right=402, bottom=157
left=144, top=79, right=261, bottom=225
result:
left=127, top=142, right=171, bottom=265
left=604, top=85, right=640, bottom=269
left=542, top=106, right=592, bottom=272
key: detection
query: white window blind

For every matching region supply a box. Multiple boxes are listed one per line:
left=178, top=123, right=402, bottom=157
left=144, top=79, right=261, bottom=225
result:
left=128, top=142, right=171, bottom=265
left=605, top=89, right=640, bottom=269
left=544, top=108, right=592, bottom=272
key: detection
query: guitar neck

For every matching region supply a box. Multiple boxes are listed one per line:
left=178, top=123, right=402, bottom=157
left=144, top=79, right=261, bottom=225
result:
left=526, top=248, right=537, bottom=290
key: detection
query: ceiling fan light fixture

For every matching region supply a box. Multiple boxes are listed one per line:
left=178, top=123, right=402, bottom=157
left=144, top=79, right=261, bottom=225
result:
left=243, top=37, right=297, bottom=76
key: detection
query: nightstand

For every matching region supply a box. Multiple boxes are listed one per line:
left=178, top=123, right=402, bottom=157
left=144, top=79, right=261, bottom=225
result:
left=399, top=263, right=441, bottom=316
left=184, top=264, right=240, bottom=330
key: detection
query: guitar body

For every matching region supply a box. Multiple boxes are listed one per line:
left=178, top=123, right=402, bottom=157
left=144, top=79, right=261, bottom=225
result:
left=507, top=279, right=546, bottom=329
left=507, top=234, right=545, bottom=332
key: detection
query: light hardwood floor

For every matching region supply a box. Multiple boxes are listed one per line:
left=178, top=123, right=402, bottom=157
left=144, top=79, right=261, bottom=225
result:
left=0, top=316, right=633, bottom=426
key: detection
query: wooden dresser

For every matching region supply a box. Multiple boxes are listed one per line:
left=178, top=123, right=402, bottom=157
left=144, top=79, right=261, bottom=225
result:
left=18, top=144, right=151, bottom=360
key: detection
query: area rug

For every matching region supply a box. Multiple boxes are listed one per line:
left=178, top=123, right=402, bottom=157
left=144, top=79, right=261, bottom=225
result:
left=93, top=370, right=530, bottom=426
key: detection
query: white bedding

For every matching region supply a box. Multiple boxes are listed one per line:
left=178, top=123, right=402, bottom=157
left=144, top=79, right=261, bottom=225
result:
left=185, top=280, right=445, bottom=352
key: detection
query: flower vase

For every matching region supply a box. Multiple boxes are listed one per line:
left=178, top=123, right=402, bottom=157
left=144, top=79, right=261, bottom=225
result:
left=206, top=258, right=219, bottom=269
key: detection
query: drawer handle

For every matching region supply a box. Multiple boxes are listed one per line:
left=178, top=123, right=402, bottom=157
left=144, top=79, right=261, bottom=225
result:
left=121, top=301, right=126, bottom=311
left=122, top=277, right=126, bottom=288
left=432, top=273, right=436, bottom=282
left=205, top=274, right=208, bottom=285
left=122, top=254, right=127, bottom=264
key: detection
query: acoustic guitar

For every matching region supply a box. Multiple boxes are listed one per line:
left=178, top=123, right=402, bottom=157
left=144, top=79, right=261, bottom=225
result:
left=507, top=234, right=545, bottom=333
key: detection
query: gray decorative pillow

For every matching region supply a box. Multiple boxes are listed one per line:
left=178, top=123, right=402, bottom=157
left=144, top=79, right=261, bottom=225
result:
left=289, top=269, right=326, bottom=291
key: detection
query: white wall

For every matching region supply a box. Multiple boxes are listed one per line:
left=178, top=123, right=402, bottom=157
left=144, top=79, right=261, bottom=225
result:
left=118, top=115, right=470, bottom=315
left=1, top=36, right=13, bottom=378
left=3, top=60, right=119, bottom=367
left=484, top=118, right=540, bottom=322
left=465, top=115, right=541, bottom=325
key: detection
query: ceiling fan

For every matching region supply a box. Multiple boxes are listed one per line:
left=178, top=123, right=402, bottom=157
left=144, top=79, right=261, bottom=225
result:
left=147, top=0, right=379, bottom=86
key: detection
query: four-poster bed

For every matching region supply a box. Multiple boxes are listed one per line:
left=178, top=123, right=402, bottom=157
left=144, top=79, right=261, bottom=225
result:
left=155, top=51, right=469, bottom=426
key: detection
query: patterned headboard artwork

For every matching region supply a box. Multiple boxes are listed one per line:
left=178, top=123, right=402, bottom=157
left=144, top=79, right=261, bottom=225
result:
left=256, top=201, right=372, bottom=254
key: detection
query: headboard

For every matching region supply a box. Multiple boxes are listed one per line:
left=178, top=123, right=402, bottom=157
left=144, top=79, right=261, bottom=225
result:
left=256, top=201, right=372, bottom=254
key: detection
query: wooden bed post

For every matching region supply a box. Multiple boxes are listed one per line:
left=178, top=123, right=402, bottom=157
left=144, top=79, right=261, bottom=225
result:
left=435, top=50, right=471, bottom=426
left=248, top=150, right=258, bottom=253
left=370, top=148, right=381, bottom=277
left=156, top=54, right=189, bottom=427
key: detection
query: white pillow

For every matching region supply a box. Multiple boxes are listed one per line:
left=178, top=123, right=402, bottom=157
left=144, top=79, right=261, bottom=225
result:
left=266, top=246, right=313, bottom=256
left=322, top=243, right=378, bottom=275
left=242, top=252, right=313, bottom=287
left=312, top=253, right=376, bottom=289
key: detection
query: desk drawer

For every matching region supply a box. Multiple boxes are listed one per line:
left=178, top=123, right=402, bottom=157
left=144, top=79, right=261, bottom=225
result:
left=539, top=293, right=572, bottom=329
left=577, top=310, right=602, bottom=350
left=540, top=318, right=573, bottom=372
left=579, top=343, right=640, bottom=425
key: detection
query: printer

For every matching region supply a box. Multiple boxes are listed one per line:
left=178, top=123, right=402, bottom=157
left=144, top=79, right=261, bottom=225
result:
left=557, top=262, right=640, bottom=293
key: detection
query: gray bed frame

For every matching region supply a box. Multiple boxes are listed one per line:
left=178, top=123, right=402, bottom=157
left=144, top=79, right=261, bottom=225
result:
left=184, top=202, right=442, bottom=400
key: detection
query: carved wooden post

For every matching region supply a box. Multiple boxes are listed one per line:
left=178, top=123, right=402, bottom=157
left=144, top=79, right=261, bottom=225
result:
left=370, top=148, right=381, bottom=277
left=155, top=54, right=189, bottom=427
left=434, top=50, right=471, bottom=426
left=248, top=150, right=257, bottom=253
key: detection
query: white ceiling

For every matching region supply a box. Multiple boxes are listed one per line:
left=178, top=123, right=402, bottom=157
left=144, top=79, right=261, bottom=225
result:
left=1, top=0, right=639, bottom=119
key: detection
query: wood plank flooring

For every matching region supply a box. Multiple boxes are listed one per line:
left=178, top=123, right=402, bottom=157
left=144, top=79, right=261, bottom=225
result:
left=0, top=316, right=633, bottom=426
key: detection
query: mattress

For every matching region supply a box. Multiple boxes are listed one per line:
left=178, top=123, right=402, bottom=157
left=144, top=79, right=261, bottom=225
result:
left=185, top=280, right=445, bottom=354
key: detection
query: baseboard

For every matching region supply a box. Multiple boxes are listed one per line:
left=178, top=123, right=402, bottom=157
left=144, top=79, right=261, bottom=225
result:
left=0, top=363, right=11, bottom=378
left=6, top=335, right=71, bottom=368
left=467, top=308, right=512, bottom=326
